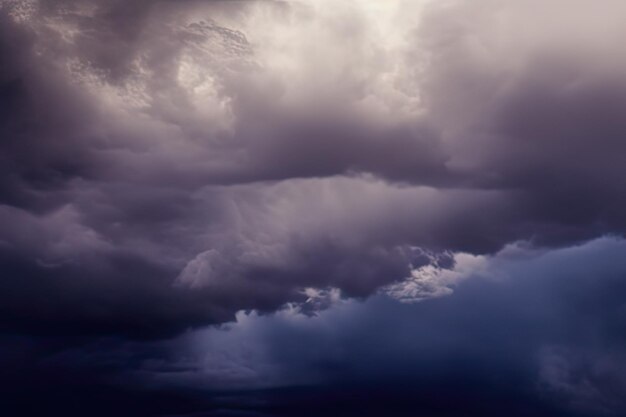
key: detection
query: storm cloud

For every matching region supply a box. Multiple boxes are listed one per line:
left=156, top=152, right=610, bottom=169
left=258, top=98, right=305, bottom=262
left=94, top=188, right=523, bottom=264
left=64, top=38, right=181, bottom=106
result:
left=1, top=0, right=626, bottom=415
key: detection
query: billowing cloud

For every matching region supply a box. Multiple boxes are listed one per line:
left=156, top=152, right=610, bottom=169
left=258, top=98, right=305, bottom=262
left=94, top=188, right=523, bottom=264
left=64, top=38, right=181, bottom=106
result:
left=143, top=238, right=626, bottom=415
left=1, top=0, right=626, bottom=414
left=0, top=0, right=625, bottom=333
left=5, top=238, right=626, bottom=416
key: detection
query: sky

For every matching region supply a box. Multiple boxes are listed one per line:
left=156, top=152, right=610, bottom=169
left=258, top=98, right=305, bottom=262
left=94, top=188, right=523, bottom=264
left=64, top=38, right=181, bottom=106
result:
left=1, top=0, right=626, bottom=416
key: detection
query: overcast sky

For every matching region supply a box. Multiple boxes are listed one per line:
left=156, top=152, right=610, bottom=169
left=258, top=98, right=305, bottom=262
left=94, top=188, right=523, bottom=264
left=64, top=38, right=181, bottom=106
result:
left=1, top=1, right=626, bottom=416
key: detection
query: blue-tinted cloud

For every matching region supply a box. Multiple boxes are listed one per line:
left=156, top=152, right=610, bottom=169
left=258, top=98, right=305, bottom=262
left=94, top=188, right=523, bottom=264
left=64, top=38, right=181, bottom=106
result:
left=136, top=238, right=626, bottom=416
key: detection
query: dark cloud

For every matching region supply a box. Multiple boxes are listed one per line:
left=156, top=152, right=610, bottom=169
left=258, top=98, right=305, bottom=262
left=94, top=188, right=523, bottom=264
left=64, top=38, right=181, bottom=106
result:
left=417, top=0, right=626, bottom=243
left=146, top=238, right=626, bottom=416
left=0, top=0, right=625, bottom=332
left=1, top=0, right=626, bottom=414
left=3, top=238, right=626, bottom=416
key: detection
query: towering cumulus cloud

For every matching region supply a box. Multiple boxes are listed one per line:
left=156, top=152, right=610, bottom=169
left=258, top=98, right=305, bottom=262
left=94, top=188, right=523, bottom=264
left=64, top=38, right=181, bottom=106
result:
left=1, top=0, right=625, bottom=416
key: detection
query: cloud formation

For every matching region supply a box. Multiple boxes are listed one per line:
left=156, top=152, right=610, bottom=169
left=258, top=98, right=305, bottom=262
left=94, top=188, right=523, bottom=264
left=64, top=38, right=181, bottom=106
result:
left=5, top=238, right=626, bottom=416
left=134, top=238, right=626, bottom=416
left=2, top=0, right=625, bottom=339
left=1, top=0, right=626, bottom=414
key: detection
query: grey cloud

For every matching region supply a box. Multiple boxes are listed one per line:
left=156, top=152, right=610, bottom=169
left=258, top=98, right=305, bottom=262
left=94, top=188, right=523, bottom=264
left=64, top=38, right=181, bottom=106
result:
left=10, top=238, right=623, bottom=416
left=136, top=238, right=626, bottom=416
left=2, top=1, right=626, bottom=412
left=1, top=0, right=626, bottom=341
left=417, top=0, right=626, bottom=241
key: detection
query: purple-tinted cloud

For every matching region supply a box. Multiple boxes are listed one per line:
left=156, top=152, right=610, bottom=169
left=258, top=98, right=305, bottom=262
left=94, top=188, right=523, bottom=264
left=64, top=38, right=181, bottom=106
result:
left=1, top=1, right=626, bottom=415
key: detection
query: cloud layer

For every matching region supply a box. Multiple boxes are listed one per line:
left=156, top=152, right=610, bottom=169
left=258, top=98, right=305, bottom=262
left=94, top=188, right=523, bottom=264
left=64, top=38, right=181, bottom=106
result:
left=5, top=238, right=626, bottom=416
left=1, top=0, right=626, bottom=415
left=2, top=0, right=625, bottom=337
